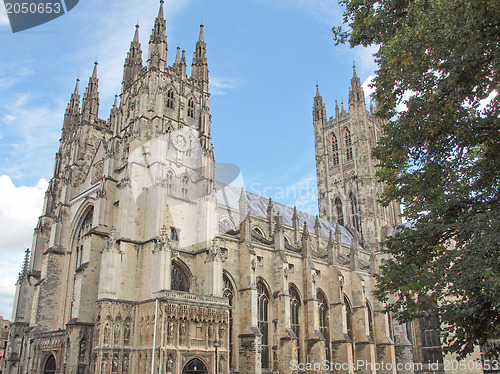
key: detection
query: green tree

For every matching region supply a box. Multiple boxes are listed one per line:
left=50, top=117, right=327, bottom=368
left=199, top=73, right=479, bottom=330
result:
left=334, top=0, right=500, bottom=359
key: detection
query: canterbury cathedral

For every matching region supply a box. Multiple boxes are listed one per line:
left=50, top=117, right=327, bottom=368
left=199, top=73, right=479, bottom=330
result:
left=5, top=2, right=432, bottom=373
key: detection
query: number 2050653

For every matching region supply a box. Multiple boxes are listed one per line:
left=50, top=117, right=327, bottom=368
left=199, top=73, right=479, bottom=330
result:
left=5, top=2, right=62, bottom=14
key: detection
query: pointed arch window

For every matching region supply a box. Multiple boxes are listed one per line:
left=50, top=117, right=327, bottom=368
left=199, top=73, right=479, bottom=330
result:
left=166, top=170, right=173, bottom=195
left=318, top=290, right=330, bottom=360
left=166, top=89, right=175, bottom=109
left=171, top=262, right=189, bottom=292
left=181, top=175, right=189, bottom=199
left=345, top=128, right=353, bottom=161
left=223, top=274, right=235, bottom=370
left=186, top=138, right=193, bottom=157
left=187, top=98, right=195, bottom=118
left=366, top=301, right=374, bottom=339
left=335, top=197, right=344, bottom=226
left=290, top=285, right=301, bottom=361
left=43, top=354, right=57, bottom=374
left=257, top=280, right=270, bottom=369
left=344, top=295, right=354, bottom=341
left=349, top=193, right=360, bottom=232
left=76, top=208, right=93, bottom=268
left=331, top=134, right=339, bottom=166
left=252, top=227, right=266, bottom=238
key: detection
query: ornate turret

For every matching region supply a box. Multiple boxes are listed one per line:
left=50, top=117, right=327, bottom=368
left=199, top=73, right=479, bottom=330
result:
left=147, top=0, right=167, bottom=70
left=82, top=62, right=100, bottom=123
left=123, top=24, right=143, bottom=89
left=17, top=248, right=30, bottom=284
left=348, top=63, right=366, bottom=110
left=62, top=78, right=80, bottom=137
left=191, top=24, right=208, bottom=84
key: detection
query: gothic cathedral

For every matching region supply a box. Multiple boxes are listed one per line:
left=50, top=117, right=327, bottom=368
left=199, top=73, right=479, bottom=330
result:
left=6, top=2, right=418, bottom=374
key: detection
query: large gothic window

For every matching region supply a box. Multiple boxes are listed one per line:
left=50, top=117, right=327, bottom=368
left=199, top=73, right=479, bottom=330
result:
left=344, top=296, right=354, bottom=341
left=257, top=280, right=270, bottom=369
left=171, top=262, right=189, bottom=292
left=318, top=290, right=330, bottom=360
left=366, top=301, right=374, bottom=339
left=290, top=285, right=301, bottom=361
left=335, top=197, right=344, bottom=226
left=181, top=175, right=189, bottom=199
left=223, top=274, right=235, bottom=370
left=331, top=134, right=339, bottom=166
left=166, top=171, right=173, bottom=195
left=76, top=208, right=93, bottom=268
left=166, top=89, right=175, bottom=109
left=43, top=354, right=57, bottom=374
left=187, top=98, right=195, bottom=118
left=345, top=128, right=353, bottom=161
left=418, top=319, right=444, bottom=365
left=349, top=193, right=360, bottom=232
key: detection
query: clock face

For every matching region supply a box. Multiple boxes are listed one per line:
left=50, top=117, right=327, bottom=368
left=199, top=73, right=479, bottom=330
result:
left=173, top=134, right=190, bottom=151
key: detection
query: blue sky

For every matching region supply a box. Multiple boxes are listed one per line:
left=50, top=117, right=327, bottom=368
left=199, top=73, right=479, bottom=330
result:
left=0, top=0, right=377, bottom=318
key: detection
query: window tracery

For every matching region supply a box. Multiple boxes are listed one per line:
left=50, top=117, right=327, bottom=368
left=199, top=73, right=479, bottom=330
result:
left=258, top=280, right=270, bottom=369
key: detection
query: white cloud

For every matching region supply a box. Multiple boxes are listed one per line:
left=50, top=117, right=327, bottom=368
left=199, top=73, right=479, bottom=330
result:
left=2, top=93, right=63, bottom=153
left=362, top=75, right=376, bottom=101
left=2, top=114, right=15, bottom=125
left=0, top=66, right=33, bottom=90
left=210, top=76, right=240, bottom=95
left=0, top=176, right=48, bottom=252
left=0, top=176, right=47, bottom=319
left=353, top=44, right=379, bottom=75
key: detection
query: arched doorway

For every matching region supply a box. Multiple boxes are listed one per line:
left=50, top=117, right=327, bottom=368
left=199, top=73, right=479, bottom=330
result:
left=182, top=358, right=208, bottom=374
left=43, top=354, right=56, bottom=374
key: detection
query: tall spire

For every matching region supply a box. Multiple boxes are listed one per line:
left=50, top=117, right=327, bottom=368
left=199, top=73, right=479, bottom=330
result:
left=17, top=248, right=30, bottom=284
left=82, top=62, right=100, bottom=123
left=62, top=78, right=81, bottom=138
left=313, top=82, right=325, bottom=123
left=123, top=24, right=143, bottom=89
left=191, top=24, right=208, bottom=84
left=68, top=78, right=80, bottom=115
left=349, top=60, right=365, bottom=107
left=148, top=0, right=167, bottom=70
left=175, top=46, right=181, bottom=65
left=314, top=82, right=323, bottom=107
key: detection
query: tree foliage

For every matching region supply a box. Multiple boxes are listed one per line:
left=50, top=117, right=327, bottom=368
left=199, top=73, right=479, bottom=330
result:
left=334, top=0, right=500, bottom=359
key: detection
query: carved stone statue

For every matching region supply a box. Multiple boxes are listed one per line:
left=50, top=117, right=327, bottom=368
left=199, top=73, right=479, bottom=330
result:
left=167, top=321, right=174, bottom=344
left=179, top=321, right=186, bottom=344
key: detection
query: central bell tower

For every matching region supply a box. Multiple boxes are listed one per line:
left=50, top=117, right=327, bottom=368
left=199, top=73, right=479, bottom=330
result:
left=313, top=67, right=401, bottom=251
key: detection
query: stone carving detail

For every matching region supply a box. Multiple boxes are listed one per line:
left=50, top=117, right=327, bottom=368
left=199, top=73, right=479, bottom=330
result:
left=167, top=320, right=175, bottom=344
left=104, top=228, right=121, bottom=253
left=207, top=323, right=214, bottom=341
left=92, top=160, right=104, bottom=184
left=112, top=353, right=119, bottom=373
left=103, top=321, right=110, bottom=345
left=122, top=353, right=129, bottom=374
left=123, top=319, right=131, bottom=345
left=78, top=336, right=86, bottom=362
left=166, top=353, right=175, bottom=373
left=113, top=321, right=120, bottom=345
left=179, top=320, right=187, bottom=345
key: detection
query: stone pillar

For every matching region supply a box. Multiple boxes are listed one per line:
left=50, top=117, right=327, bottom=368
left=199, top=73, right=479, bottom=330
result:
left=205, top=239, right=223, bottom=297
left=330, top=301, right=354, bottom=374
left=394, top=320, right=414, bottom=374
left=238, top=240, right=261, bottom=374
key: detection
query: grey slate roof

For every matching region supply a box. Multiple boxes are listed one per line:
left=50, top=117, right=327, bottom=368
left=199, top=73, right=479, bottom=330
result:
left=215, top=181, right=354, bottom=246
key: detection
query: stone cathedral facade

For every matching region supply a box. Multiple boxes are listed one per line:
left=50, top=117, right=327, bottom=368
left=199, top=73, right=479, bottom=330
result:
left=5, top=2, right=419, bottom=374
